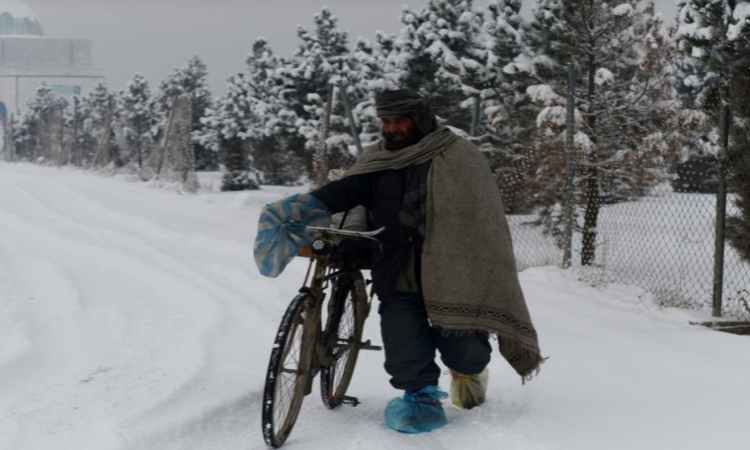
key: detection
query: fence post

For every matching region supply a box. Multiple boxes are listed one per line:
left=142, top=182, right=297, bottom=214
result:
left=338, top=80, right=364, bottom=155
left=713, top=101, right=729, bottom=317
left=70, top=97, right=79, bottom=166
left=562, top=62, right=576, bottom=269
left=7, top=113, right=14, bottom=162
left=90, top=97, right=114, bottom=170
left=313, top=83, right=335, bottom=189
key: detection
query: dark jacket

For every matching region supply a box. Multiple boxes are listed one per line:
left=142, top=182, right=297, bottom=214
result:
left=311, top=168, right=422, bottom=299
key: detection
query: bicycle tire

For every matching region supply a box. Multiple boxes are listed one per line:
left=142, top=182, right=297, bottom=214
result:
left=319, top=271, right=367, bottom=409
left=262, top=293, right=316, bottom=448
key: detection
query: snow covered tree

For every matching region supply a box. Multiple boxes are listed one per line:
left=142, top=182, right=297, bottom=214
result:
left=290, top=7, right=358, bottom=174
left=677, top=0, right=750, bottom=263
left=726, top=75, right=750, bottom=263
left=525, top=0, right=685, bottom=266
left=243, top=39, right=303, bottom=185
left=14, top=84, right=65, bottom=163
left=68, top=83, right=118, bottom=167
left=473, top=0, right=540, bottom=213
left=83, top=84, right=121, bottom=168
left=63, top=96, right=85, bottom=166
left=387, top=0, right=485, bottom=131
left=199, top=72, right=261, bottom=191
left=120, top=73, right=159, bottom=168
left=157, top=56, right=216, bottom=170
left=350, top=34, right=400, bottom=146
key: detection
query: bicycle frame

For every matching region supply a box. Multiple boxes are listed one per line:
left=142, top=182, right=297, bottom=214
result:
left=262, top=226, right=384, bottom=447
left=297, top=227, right=382, bottom=396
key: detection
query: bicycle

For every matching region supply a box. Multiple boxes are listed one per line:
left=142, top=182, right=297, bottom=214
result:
left=261, top=226, right=385, bottom=448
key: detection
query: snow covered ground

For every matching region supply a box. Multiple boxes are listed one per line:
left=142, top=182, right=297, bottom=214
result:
left=1, top=162, right=749, bottom=450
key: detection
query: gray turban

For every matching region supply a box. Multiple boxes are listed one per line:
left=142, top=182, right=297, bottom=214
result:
left=375, top=89, right=438, bottom=135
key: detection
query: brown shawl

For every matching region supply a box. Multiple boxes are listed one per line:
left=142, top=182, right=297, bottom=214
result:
left=346, top=127, right=545, bottom=381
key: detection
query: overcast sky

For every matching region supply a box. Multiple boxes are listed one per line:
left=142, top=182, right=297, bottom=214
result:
left=25, top=0, right=679, bottom=94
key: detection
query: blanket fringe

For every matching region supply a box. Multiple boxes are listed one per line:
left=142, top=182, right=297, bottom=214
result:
left=521, top=355, right=549, bottom=385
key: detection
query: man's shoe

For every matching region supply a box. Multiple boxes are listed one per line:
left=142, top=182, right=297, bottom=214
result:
left=449, top=367, right=489, bottom=409
left=384, top=385, right=449, bottom=434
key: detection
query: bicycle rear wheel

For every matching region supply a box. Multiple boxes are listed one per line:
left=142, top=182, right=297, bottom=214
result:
left=262, top=293, right=316, bottom=448
left=320, top=271, right=367, bottom=409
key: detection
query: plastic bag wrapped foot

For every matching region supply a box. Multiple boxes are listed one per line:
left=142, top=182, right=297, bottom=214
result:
left=384, top=386, right=448, bottom=434
left=450, top=367, right=489, bottom=409
left=254, top=193, right=331, bottom=278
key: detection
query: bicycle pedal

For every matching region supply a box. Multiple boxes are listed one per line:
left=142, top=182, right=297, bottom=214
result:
left=339, top=395, right=361, bottom=407
left=359, top=340, right=382, bottom=351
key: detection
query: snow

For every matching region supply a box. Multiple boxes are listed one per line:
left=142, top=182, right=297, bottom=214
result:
left=612, top=3, right=634, bottom=17
left=728, top=2, right=750, bottom=41
left=575, top=131, right=593, bottom=153
left=594, top=67, right=615, bottom=86
left=1, top=162, right=749, bottom=450
left=676, top=21, right=713, bottom=42
left=527, top=84, right=563, bottom=106
left=536, top=105, right=567, bottom=127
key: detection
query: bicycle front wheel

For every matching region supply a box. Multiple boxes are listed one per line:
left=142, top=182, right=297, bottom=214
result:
left=262, top=293, right=316, bottom=448
left=320, top=271, right=367, bottom=409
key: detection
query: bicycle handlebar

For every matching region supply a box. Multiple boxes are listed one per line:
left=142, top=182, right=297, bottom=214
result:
left=305, top=226, right=386, bottom=242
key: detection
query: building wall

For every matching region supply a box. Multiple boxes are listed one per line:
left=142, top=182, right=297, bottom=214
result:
left=0, top=38, right=97, bottom=70
left=0, top=37, right=104, bottom=113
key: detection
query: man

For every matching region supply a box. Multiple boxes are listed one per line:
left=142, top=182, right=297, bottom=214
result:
left=255, top=89, right=543, bottom=434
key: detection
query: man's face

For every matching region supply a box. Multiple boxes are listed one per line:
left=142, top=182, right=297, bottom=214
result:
left=382, top=115, right=420, bottom=150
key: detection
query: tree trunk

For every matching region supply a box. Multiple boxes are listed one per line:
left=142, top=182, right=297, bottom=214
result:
left=581, top=52, right=601, bottom=267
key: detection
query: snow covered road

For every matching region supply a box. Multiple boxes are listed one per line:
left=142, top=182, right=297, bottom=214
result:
left=1, top=163, right=748, bottom=450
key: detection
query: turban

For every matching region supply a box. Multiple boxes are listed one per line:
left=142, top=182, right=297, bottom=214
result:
left=375, top=89, right=438, bottom=135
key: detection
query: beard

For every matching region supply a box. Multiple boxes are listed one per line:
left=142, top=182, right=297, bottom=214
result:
left=383, top=128, right=424, bottom=150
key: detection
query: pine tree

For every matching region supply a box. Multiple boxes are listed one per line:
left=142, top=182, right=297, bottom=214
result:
left=527, top=0, right=684, bottom=266
left=387, top=0, right=484, bottom=131
left=350, top=34, right=400, bottom=146
left=15, top=85, right=65, bottom=162
left=677, top=0, right=750, bottom=263
left=244, top=39, right=303, bottom=185
left=199, top=72, right=261, bottom=191
left=157, top=56, right=216, bottom=170
left=474, top=0, right=540, bottom=213
left=77, top=84, right=117, bottom=166
left=290, top=7, right=357, bottom=175
left=120, top=73, right=159, bottom=168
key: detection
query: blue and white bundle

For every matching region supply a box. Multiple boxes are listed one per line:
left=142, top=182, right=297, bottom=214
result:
left=254, top=193, right=331, bottom=278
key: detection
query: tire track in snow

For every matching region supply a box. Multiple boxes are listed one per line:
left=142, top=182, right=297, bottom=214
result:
left=0, top=174, right=279, bottom=445
left=0, top=184, right=224, bottom=447
left=0, top=252, right=123, bottom=450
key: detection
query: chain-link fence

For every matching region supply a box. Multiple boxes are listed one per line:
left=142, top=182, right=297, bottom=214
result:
left=497, top=116, right=750, bottom=322
left=2, top=94, right=199, bottom=193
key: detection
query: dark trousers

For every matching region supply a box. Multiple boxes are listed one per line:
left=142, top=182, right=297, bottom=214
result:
left=378, top=293, right=492, bottom=391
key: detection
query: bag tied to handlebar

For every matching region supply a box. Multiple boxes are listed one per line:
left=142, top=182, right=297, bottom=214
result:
left=254, top=193, right=331, bottom=278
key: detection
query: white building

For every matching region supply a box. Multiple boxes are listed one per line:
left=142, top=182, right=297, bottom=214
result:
left=0, top=0, right=104, bottom=118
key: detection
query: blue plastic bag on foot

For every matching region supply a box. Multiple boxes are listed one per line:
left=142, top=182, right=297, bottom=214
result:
left=384, top=386, right=448, bottom=434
